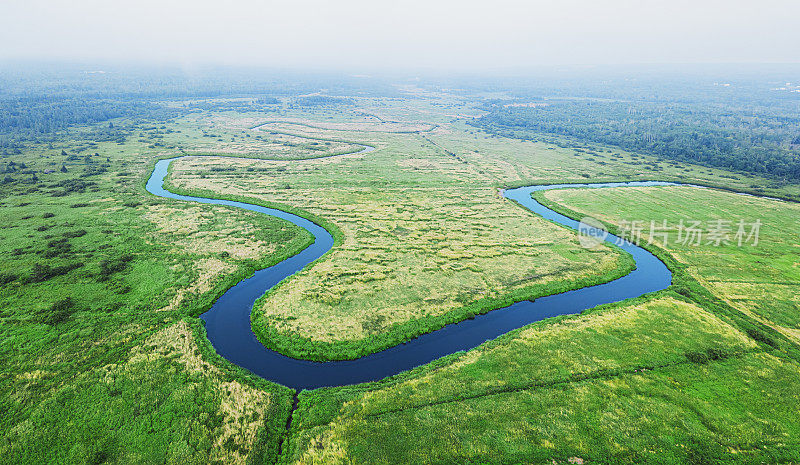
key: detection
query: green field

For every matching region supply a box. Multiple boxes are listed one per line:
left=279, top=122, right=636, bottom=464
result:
left=542, top=185, right=800, bottom=341
left=279, top=293, right=800, bottom=464
left=274, top=177, right=800, bottom=464
left=0, top=117, right=318, bottom=464
left=3, top=90, right=800, bottom=464
left=165, top=124, right=631, bottom=360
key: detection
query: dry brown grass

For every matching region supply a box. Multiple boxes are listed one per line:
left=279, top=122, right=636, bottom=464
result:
left=143, top=204, right=287, bottom=312
left=144, top=205, right=278, bottom=261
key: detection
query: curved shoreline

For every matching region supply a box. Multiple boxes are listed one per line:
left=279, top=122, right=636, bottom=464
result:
left=146, top=145, right=674, bottom=389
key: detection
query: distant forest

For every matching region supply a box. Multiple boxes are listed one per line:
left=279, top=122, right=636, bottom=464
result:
left=4, top=64, right=800, bottom=181
left=473, top=100, right=800, bottom=181
left=293, top=96, right=355, bottom=106
left=0, top=97, right=177, bottom=134
left=0, top=65, right=397, bottom=138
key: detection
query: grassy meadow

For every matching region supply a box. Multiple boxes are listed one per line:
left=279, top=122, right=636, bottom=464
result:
left=2, top=90, right=800, bottom=464
left=163, top=118, right=641, bottom=360
left=280, top=295, right=800, bottom=464
left=542, top=185, right=800, bottom=342
left=0, top=114, right=321, bottom=464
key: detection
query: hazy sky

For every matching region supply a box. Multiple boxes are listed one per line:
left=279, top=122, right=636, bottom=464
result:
left=2, top=0, right=799, bottom=71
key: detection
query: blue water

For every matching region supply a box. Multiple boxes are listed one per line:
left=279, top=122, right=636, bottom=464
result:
left=146, top=154, right=673, bottom=391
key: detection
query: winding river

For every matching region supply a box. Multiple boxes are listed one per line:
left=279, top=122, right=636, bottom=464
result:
left=146, top=145, right=672, bottom=390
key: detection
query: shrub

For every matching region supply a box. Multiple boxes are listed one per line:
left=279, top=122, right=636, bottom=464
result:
left=0, top=272, right=18, bottom=285
left=63, top=229, right=87, bottom=238
left=686, top=347, right=734, bottom=364
left=746, top=327, right=777, bottom=348
left=685, top=351, right=709, bottom=364
left=38, top=297, right=77, bottom=325
left=97, top=254, right=134, bottom=282
left=705, top=347, right=729, bottom=361
left=26, top=262, right=82, bottom=283
left=43, top=238, right=72, bottom=258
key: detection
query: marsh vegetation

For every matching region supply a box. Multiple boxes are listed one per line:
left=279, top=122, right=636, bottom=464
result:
left=2, top=68, right=800, bottom=464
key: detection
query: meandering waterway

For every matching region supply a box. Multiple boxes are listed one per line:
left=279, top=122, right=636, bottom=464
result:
left=146, top=145, right=673, bottom=390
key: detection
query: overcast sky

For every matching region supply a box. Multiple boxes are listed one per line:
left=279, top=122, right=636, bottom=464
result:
left=1, top=0, right=799, bottom=71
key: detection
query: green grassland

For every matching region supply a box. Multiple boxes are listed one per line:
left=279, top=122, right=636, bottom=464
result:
left=158, top=115, right=369, bottom=160
left=0, top=117, right=323, bottom=464
left=166, top=140, right=632, bottom=360
left=281, top=295, right=800, bottom=464
left=427, top=120, right=800, bottom=200
left=541, top=185, right=800, bottom=341
left=276, top=181, right=800, bottom=464
left=162, top=102, right=800, bottom=361
left=3, top=90, right=800, bottom=464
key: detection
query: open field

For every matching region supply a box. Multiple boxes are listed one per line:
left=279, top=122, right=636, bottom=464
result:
left=281, top=295, right=800, bottom=464
left=426, top=120, right=800, bottom=200
left=0, top=116, right=313, bottom=463
left=3, top=87, right=800, bottom=464
left=158, top=108, right=800, bottom=463
left=155, top=115, right=367, bottom=160
left=256, top=118, right=437, bottom=134
left=541, top=185, right=800, bottom=340
left=162, top=108, right=800, bottom=361
left=165, top=121, right=633, bottom=360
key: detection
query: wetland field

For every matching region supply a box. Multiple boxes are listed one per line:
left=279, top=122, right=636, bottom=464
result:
left=2, top=68, right=800, bottom=464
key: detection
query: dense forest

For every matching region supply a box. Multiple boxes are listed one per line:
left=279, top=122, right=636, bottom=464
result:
left=473, top=100, right=800, bottom=181
left=0, top=97, right=177, bottom=135
left=293, top=95, right=355, bottom=106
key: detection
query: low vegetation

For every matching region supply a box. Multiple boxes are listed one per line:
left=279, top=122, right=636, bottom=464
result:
left=541, top=185, right=800, bottom=341
left=281, top=295, right=800, bottom=464
left=3, top=71, right=800, bottom=464
left=165, top=123, right=633, bottom=360
left=0, top=115, right=313, bottom=463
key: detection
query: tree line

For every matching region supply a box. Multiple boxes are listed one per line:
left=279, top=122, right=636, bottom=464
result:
left=473, top=100, right=800, bottom=181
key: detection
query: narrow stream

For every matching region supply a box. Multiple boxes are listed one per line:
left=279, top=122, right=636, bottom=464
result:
left=146, top=151, right=672, bottom=390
